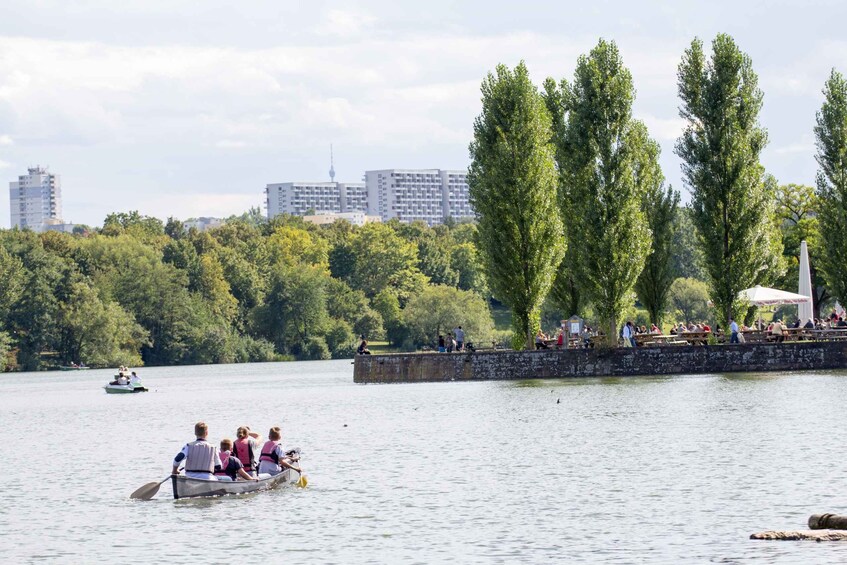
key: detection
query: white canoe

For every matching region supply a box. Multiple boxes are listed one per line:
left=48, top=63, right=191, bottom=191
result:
left=171, top=469, right=298, bottom=499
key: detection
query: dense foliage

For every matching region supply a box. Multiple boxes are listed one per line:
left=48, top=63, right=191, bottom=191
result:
left=469, top=62, right=565, bottom=349
left=0, top=215, right=493, bottom=370
left=815, top=70, right=847, bottom=306
left=548, top=40, right=654, bottom=343
left=676, top=34, right=777, bottom=324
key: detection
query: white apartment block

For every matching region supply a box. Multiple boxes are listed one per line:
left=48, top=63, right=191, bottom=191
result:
left=265, top=182, right=367, bottom=219
left=365, top=169, right=473, bottom=226
left=9, top=166, right=63, bottom=231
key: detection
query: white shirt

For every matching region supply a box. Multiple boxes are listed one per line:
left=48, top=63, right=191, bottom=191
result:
left=622, top=325, right=633, bottom=339
left=730, top=321, right=739, bottom=333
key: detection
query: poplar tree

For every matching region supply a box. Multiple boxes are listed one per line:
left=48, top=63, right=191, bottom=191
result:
left=632, top=122, right=679, bottom=328
left=814, top=69, right=847, bottom=303
left=543, top=78, right=583, bottom=317
left=676, top=34, right=773, bottom=323
left=556, top=39, right=652, bottom=344
left=469, top=62, right=565, bottom=349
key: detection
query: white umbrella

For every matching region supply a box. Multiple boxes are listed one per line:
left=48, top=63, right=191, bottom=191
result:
left=798, top=240, right=813, bottom=323
left=738, top=285, right=810, bottom=306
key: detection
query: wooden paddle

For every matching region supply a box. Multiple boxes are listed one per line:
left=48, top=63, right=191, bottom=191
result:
left=130, top=475, right=172, bottom=500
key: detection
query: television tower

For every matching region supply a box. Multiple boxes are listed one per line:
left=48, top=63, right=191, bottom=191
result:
left=329, top=144, right=336, bottom=183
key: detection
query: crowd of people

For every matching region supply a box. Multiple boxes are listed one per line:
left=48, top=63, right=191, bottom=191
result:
left=173, top=422, right=301, bottom=482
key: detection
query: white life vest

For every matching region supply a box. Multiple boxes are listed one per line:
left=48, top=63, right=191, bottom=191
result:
left=185, top=440, right=216, bottom=474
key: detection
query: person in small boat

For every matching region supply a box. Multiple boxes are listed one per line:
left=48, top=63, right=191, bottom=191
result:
left=232, top=425, right=262, bottom=475
left=216, top=439, right=260, bottom=482
left=257, top=426, right=301, bottom=477
left=129, top=371, right=141, bottom=386
left=172, top=421, right=223, bottom=480
left=117, top=374, right=128, bottom=385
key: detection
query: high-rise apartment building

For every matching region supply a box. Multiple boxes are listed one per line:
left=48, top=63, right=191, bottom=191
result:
left=9, top=166, right=62, bottom=231
left=264, top=169, right=474, bottom=226
left=365, top=169, right=473, bottom=226
left=265, top=182, right=367, bottom=219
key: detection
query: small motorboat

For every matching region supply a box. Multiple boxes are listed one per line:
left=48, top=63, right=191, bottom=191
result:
left=171, top=468, right=299, bottom=499
left=60, top=365, right=90, bottom=370
left=103, top=382, right=148, bottom=394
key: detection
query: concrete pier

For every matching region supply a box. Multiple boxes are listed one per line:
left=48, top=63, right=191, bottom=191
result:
left=353, top=341, right=847, bottom=383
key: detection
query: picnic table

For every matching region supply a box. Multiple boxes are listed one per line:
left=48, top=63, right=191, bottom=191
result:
left=678, top=331, right=711, bottom=345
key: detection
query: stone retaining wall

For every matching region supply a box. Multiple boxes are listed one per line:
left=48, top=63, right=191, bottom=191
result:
left=353, top=342, right=847, bottom=383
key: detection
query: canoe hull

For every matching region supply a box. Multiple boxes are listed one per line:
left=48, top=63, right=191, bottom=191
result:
left=171, top=470, right=296, bottom=499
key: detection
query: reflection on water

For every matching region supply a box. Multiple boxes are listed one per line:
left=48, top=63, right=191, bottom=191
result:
left=2, top=361, right=847, bottom=563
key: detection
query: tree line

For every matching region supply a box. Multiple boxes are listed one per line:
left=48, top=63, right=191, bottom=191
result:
left=0, top=212, right=496, bottom=370
left=469, top=34, right=847, bottom=348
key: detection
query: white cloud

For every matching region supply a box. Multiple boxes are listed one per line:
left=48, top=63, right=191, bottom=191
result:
left=0, top=159, right=11, bottom=169
left=637, top=114, right=686, bottom=142
left=317, top=9, right=377, bottom=38
left=0, top=134, right=12, bottom=145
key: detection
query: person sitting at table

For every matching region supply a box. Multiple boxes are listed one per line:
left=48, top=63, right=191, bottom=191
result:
left=790, top=318, right=801, bottom=329
left=770, top=319, right=786, bottom=342
left=702, top=321, right=712, bottom=333
left=535, top=330, right=550, bottom=350
left=804, top=318, right=815, bottom=329
left=555, top=328, right=564, bottom=349
left=650, top=324, right=661, bottom=334
left=838, top=317, right=847, bottom=328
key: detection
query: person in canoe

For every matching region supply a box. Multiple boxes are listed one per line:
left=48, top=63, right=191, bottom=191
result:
left=233, top=425, right=262, bottom=476
left=172, top=422, right=223, bottom=480
left=216, top=439, right=259, bottom=482
left=257, top=426, right=302, bottom=477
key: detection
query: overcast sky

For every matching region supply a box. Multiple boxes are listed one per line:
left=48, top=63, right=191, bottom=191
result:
left=1, top=0, right=844, bottom=228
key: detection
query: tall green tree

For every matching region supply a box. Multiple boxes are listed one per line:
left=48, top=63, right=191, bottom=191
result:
left=676, top=34, right=774, bottom=323
left=556, top=39, right=652, bottom=343
left=670, top=206, right=707, bottom=281
left=814, top=69, right=847, bottom=305
left=632, top=124, right=680, bottom=326
left=543, top=77, right=583, bottom=317
left=469, top=62, right=565, bottom=349
left=402, top=285, right=495, bottom=348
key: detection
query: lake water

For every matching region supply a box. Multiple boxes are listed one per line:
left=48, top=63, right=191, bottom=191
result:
left=2, top=361, right=847, bottom=563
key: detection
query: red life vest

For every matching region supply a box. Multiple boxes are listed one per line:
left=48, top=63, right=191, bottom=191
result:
left=215, top=450, right=232, bottom=477
left=234, top=438, right=254, bottom=470
left=259, top=440, right=280, bottom=464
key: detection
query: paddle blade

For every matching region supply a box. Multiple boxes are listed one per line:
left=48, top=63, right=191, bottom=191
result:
left=130, top=481, right=162, bottom=500
left=296, top=474, right=308, bottom=488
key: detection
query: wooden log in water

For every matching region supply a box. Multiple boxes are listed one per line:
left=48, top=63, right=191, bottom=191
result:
left=751, top=530, right=847, bottom=541
left=809, top=513, right=847, bottom=530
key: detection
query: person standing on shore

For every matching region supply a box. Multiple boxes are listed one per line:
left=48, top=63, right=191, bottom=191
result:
left=172, top=421, right=222, bottom=480
left=453, top=326, right=465, bottom=351
left=729, top=318, right=739, bottom=344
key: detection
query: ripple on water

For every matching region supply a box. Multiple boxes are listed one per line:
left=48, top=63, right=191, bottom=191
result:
left=2, top=363, right=847, bottom=563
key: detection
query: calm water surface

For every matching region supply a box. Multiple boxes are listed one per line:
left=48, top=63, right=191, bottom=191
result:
left=2, top=361, right=847, bottom=563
